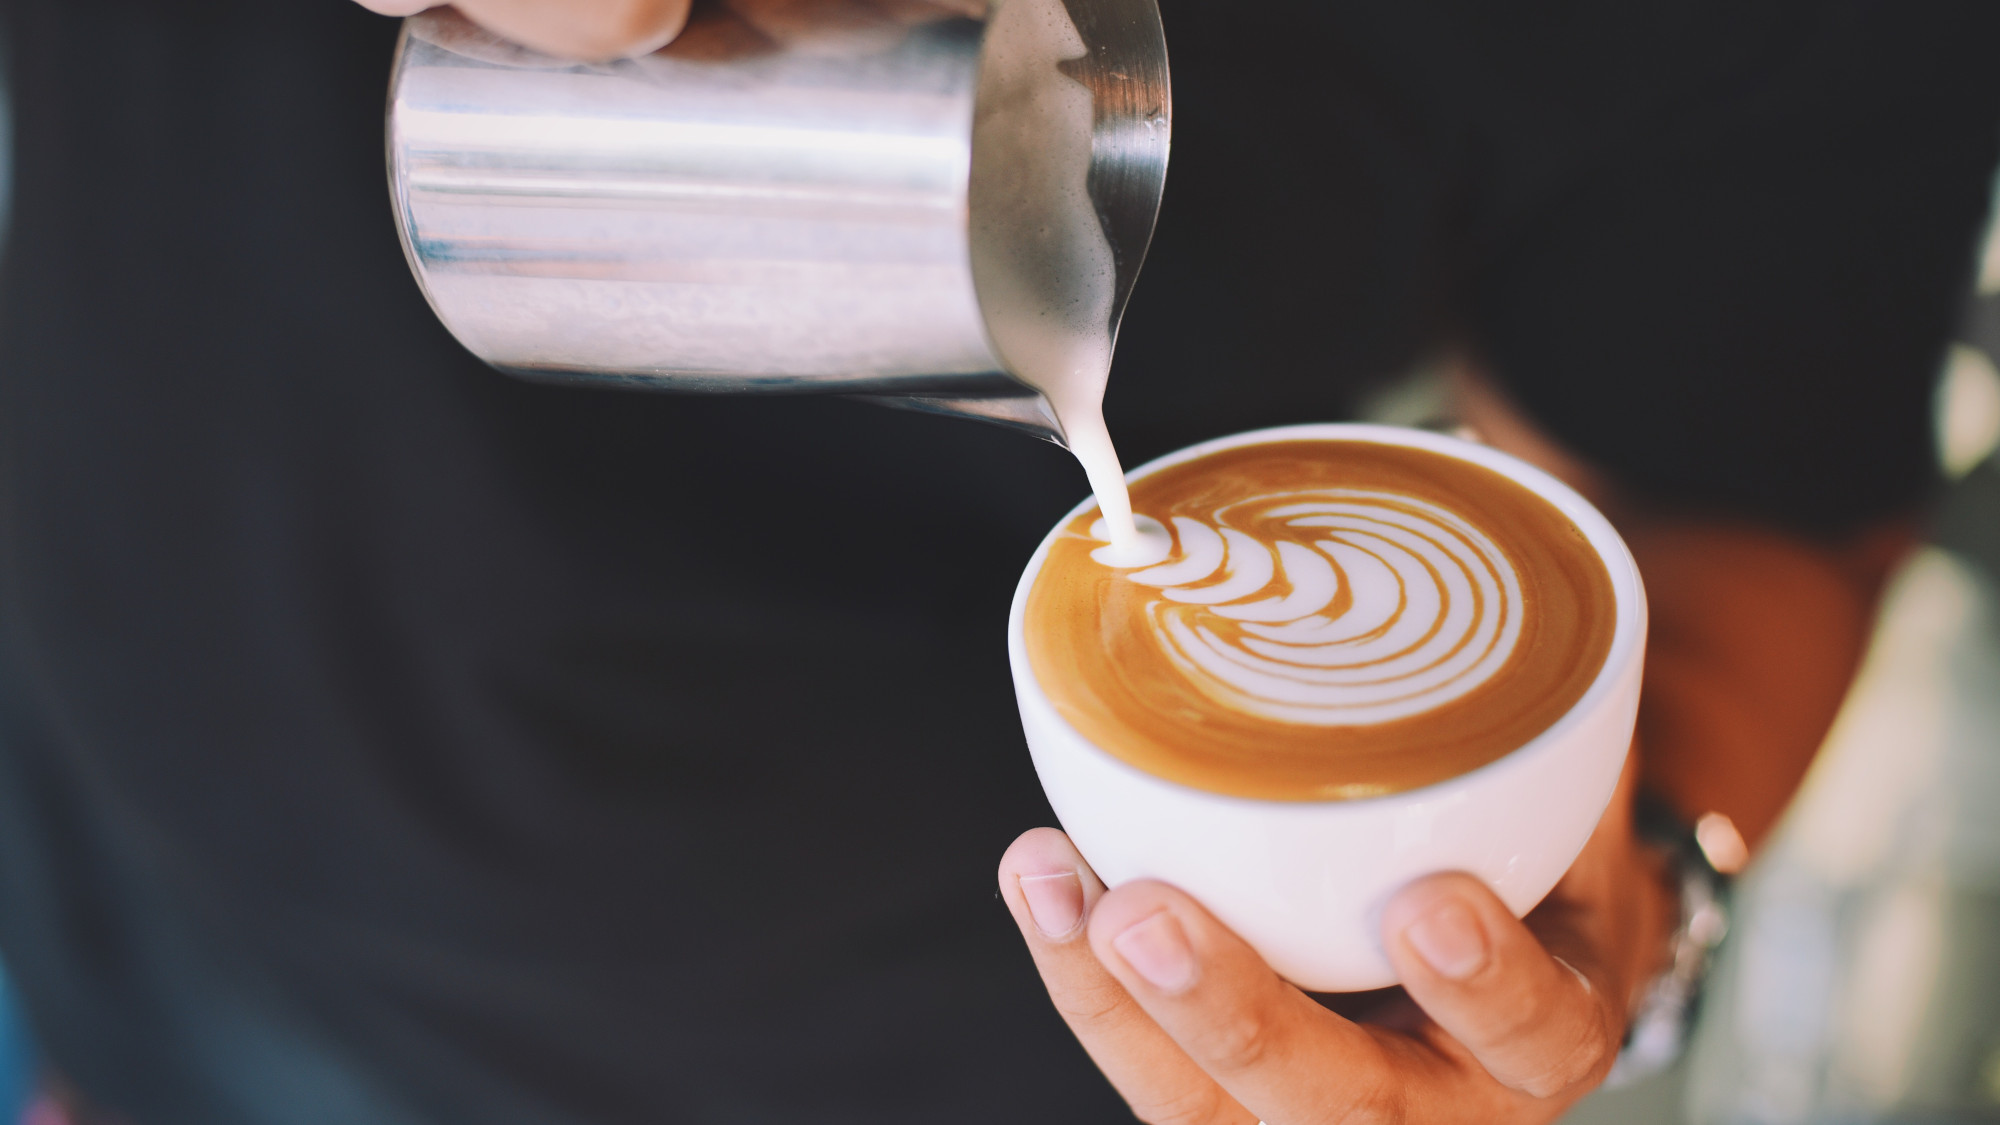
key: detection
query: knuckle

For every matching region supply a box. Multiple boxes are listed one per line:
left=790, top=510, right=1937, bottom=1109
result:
left=1188, top=1006, right=1276, bottom=1074
left=1333, top=1051, right=1407, bottom=1125
left=1511, top=1021, right=1613, bottom=1099
left=1049, top=978, right=1132, bottom=1028
left=1489, top=972, right=1578, bottom=1048
left=1466, top=993, right=1547, bottom=1059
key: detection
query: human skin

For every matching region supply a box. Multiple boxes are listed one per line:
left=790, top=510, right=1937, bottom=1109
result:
left=998, top=759, right=1674, bottom=1124
left=1449, top=364, right=1905, bottom=854
left=988, top=371, right=1895, bottom=1123
left=351, top=0, right=692, bottom=58
left=351, top=0, right=986, bottom=59
left=350, top=5, right=1901, bottom=1118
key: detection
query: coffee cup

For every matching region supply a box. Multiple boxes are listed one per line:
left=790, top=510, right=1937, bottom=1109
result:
left=1007, top=423, right=1646, bottom=992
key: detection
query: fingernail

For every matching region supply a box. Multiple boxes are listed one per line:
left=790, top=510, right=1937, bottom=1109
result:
left=1019, top=872, right=1085, bottom=939
left=1112, top=910, right=1197, bottom=994
left=1403, top=898, right=1489, bottom=981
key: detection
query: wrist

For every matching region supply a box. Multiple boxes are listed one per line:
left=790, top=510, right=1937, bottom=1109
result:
left=1606, top=793, right=1735, bottom=1086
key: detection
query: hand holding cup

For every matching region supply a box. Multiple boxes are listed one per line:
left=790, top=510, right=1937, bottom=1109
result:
left=1011, top=424, right=1647, bottom=990
left=1000, top=423, right=1671, bottom=1120
left=996, top=755, right=1677, bottom=1125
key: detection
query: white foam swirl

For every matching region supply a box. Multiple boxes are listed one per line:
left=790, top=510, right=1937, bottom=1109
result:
left=1088, top=490, right=1524, bottom=726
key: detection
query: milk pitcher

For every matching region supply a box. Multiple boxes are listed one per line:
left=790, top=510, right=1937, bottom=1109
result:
left=385, top=0, right=1170, bottom=444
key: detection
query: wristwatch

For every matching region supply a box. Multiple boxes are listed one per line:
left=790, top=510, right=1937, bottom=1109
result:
left=1605, top=793, right=1737, bottom=1087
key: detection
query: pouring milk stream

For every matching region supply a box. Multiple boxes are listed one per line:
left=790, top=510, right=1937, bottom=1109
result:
left=969, top=0, right=1147, bottom=559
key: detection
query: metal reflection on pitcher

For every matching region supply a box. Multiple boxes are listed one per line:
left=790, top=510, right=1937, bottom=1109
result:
left=385, top=0, right=1169, bottom=445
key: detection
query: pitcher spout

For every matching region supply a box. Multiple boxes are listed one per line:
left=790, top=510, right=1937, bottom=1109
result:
left=853, top=382, right=1068, bottom=446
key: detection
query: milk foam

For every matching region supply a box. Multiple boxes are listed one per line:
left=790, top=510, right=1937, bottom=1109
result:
left=1027, top=438, right=1618, bottom=800
left=970, top=0, right=1141, bottom=557
left=1088, top=490, right=1525, bottom=725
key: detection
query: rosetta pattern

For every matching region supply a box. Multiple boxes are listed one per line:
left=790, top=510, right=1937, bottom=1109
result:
left=1091, top=490, right=1524, bottom=726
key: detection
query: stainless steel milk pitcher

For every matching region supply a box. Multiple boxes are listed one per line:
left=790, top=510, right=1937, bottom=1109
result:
left=385, top=1, right=1170, bottom=443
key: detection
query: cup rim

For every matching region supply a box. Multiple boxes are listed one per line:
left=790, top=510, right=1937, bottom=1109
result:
left=1008, top=421, right=1648, bottom=809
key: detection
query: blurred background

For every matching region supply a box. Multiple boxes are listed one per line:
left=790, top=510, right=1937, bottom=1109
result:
left=0, top=38, right=1998, bottom=1125
left=1560, top=194, right=2000, bottom=1124
left=0, top=49, right=40, bottom=1124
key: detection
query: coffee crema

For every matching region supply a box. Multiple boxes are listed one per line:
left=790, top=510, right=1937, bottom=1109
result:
left=1025, top=440, right=1618, bottom=800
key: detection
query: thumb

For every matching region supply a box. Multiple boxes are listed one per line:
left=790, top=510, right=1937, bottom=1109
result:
left=1380, top=873, right=1623, bottom=1100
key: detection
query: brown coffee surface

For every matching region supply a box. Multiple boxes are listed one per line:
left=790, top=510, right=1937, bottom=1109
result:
left=1025, top=440, right=1618, bottom=800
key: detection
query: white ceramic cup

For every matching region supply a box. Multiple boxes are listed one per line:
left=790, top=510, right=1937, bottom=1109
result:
left=1008, top=423, right=1647, bottom=992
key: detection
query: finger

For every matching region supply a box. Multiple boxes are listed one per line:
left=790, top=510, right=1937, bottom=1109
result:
left=659, top=6, right=778, bottom=61
left=1534, top=745, right=1679, bottom=1019
left=865, top=0, right=991, bottom=24
left=725, top=0, right=966, bottom=51
left=998, top=831, right=1251, bottom=1125
left=1381, top=872, right=1623, bottom=1100
left=352, top=0, right=437, bottom=15
left=727, top=0, right=898, bottom=47
left=1088, top=880, right=1430, bottom=1125
left=455, top=0, right=694, bottom=59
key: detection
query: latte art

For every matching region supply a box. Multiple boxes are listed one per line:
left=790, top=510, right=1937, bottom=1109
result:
left=1025, top=439, right=1619, bottom=800
left=1085, top=490, right=1524, bottom=726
